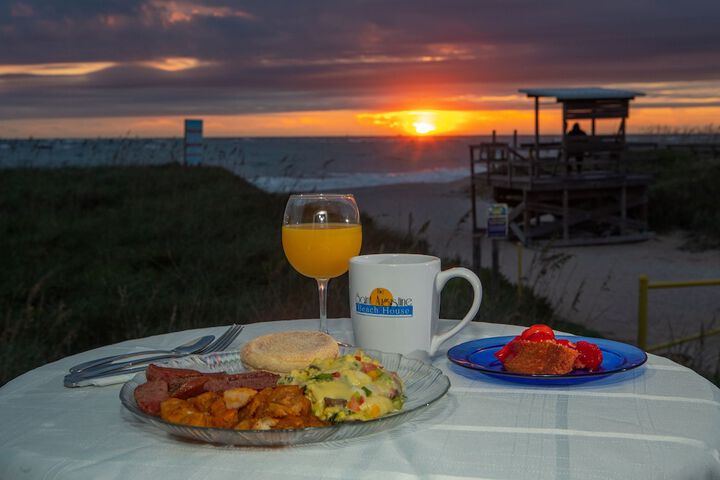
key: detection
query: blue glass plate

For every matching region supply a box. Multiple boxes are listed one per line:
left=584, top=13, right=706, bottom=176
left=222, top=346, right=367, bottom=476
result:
left=447, top=336, right=647, bottom=385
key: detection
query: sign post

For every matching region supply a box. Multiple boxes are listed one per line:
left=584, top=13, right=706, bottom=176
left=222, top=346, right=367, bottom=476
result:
left=487, top=203, right=509, bottom=281
left=184, top=119, right=203, bottom=166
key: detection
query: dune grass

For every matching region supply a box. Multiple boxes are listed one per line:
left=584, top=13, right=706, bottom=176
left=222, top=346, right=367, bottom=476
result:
left=634, top=149, right=720, bottom=250
left=0, top=165, right=586, bottom=386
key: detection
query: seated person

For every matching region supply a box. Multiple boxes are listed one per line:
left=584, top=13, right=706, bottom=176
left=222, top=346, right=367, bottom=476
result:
left=566, top=122, right=587, bottom=173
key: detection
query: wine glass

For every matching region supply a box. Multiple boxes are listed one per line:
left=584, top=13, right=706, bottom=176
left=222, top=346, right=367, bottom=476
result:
left=282, top=194, right=362, bottom=333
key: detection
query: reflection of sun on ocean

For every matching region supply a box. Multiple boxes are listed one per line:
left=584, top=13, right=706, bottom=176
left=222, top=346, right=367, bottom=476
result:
left=369, top=288, right=394, bottom=306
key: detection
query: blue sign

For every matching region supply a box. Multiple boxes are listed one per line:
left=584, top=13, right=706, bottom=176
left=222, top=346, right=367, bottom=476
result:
left=184, top=119, right=203, bottom=166
left=487, top=203, right=509, bottom=239
left=355, top=303, right=413, bottom=317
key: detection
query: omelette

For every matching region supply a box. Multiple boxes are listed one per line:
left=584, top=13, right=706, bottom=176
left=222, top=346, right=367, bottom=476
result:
left=279, top=351, right=405, bottom=422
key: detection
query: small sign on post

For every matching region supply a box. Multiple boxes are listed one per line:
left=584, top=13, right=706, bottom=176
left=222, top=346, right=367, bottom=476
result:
left=487, top=203, right=509, bottom=239
left=184, top=119, right=203, bottom=166
left=487, top=203, right=508, bottom=282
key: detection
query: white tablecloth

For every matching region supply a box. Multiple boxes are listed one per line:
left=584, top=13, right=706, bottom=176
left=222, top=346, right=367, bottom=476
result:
left=1, top=319, right=719, bottom=480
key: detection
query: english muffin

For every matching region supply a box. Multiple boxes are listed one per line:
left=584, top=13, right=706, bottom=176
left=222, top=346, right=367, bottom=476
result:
left=240, top=331, right=339, bottom=374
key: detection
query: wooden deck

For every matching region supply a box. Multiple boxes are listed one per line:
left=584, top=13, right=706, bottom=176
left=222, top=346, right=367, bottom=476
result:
left=469, top=88, right=658, bottom=248
left=470, top=142, right=654, bottom=246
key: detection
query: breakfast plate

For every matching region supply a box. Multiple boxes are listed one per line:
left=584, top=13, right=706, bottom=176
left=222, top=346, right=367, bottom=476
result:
left=120, top=347, right=450, bottom=446
left=447, top=335, right=647, bottom=385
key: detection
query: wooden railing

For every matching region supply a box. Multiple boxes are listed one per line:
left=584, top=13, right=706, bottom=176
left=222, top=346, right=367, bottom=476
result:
left=469, top=142, right=533, bottom=186
left=637, top=275, right=720, bottom=351
left=469, top=139, right=668, bottom=189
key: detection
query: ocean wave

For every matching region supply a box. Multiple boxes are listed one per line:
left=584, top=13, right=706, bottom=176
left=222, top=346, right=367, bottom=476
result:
left=245, top=167, right=481, bottom=193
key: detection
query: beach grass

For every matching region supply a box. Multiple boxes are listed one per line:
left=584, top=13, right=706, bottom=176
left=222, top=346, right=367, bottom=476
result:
left=635, top=149, right=720, bottom=249
left=1, top=164, right=585, bottom=386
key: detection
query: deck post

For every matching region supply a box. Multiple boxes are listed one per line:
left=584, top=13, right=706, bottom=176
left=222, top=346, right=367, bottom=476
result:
left=562, top=189, right=569, bottom=240
left=491, top=239, right=500, bottom=281
left=620, top=185, right=627, bottom=234
left=563, top=119, right=568, bottom=173
left=534, top=97, right=539, bottom=152
left=522, top=189, right=529, bottom=245
left=642, top=190, right=649, bottom=232
left=486, top=144, right=491, bottom=185
left=472, top=233, right=482, bottom=275
left=469, top=146, right=477, bottom=232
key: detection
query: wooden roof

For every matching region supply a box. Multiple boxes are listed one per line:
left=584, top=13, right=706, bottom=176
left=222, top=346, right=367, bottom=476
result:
left=519, top=87, right=644, bottom=101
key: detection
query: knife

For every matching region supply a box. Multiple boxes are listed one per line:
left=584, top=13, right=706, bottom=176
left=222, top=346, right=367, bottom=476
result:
left=64, top=364, right=147, bottom=388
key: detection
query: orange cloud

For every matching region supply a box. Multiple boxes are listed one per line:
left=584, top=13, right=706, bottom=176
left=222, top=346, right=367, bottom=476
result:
left=0, top=62, right=116, bottom=76
left=139, top=57, right=212, bottom=71
left=149, top=1, right=255, bottom=25
left=0, top=57, right=210, bottom=77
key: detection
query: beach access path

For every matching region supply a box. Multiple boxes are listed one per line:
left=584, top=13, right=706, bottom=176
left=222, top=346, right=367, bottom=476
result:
left=343, top=180, right=720, bottom=368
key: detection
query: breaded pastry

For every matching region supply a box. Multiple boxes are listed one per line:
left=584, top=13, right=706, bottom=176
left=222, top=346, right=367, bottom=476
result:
left=240, top=331, right=339, bottom=373
left=502, top=340, right=579, bottom=375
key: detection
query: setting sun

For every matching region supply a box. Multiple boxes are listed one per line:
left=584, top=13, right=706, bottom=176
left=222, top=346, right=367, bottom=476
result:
left=413, top=121, right=436, bottom=135
left=357, top=110, right=474, bottom=135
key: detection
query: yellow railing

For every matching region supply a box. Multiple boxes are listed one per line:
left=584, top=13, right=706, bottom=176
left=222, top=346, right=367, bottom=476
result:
left=637, top=275, right=720, bottom=351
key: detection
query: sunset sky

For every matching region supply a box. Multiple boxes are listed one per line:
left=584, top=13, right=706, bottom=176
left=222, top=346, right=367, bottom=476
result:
left=1, top=0, right=719, bottom=137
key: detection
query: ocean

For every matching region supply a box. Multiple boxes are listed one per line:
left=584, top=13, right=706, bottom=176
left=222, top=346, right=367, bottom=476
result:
left=0, top=134, right=709, bottom=192
left=0, top=135, right=527, bottom=192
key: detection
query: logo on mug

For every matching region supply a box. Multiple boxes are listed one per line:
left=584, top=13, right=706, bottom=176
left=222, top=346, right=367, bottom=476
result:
left=355, top=288, right=413, bottom=317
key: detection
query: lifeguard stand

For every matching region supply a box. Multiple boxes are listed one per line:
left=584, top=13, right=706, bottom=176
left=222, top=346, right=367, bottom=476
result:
left=469, top=87, right=654, bottom=247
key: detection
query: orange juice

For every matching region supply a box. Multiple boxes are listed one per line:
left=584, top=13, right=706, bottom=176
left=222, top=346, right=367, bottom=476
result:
left=282, top=223, right=362, bottom=279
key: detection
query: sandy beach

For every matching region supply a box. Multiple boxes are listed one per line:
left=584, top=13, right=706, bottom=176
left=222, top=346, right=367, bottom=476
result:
left=344, top=180, right=720, bottom=367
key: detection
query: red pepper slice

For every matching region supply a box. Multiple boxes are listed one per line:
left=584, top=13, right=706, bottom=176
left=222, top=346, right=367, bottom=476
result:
left=348, top=394, right=364, bottom=412
left=574, top=341, right=603, bottom=370
left=555, top=339, right=576, bottom=348
left=524, top=331, right=555, bottom=342
left=360, top=362, right=377, bottom=373
left=520, top=324, right=555, bottom=340
left=495, top=337, right=520, bottom=361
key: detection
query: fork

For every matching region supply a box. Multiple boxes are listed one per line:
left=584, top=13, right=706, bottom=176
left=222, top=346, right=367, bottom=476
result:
left=69, top=335, right=215, bottom=373
left=64, top=324, right=244, bottom=385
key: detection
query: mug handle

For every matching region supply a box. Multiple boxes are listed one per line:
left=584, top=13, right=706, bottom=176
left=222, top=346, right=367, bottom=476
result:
left=429, top=267, right=483, bottom=356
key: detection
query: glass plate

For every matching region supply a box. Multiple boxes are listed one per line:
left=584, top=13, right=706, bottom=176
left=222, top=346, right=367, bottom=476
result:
left=447, top=336, right=647, bottom=385
left=120, top=347, right=450, bottom=446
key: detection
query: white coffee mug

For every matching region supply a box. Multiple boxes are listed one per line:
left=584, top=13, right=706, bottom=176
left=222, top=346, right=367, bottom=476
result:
left=349, top=254, right=482, bottom=356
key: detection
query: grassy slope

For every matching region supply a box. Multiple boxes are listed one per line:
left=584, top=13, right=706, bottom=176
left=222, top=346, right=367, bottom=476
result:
left=0, top=165, right=584, bottom=386
left=641, top=151, right=720, bottom=249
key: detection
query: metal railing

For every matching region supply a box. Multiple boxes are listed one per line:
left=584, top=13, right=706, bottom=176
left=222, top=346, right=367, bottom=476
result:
left=637, top=275, right=720, bottom=351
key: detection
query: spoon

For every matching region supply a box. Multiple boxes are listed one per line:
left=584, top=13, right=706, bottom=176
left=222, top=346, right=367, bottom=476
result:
left=68, top=335, right=215, bottom=374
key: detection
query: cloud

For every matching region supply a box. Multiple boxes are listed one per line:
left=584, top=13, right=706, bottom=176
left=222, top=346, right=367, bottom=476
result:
left=0, top=0, right=719, bottom=122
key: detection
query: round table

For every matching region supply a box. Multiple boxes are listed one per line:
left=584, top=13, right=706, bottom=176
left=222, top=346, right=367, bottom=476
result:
left=1, top=319, right=719, bottom=479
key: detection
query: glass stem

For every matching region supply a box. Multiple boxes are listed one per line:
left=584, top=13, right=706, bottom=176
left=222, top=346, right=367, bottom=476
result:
left=317, top=278, right=329, bottom=333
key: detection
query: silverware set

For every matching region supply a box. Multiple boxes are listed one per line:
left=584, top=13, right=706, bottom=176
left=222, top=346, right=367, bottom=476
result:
left=64, top=324, right=244, bottom=387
